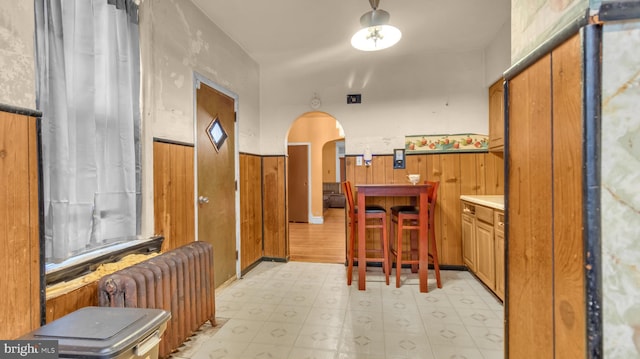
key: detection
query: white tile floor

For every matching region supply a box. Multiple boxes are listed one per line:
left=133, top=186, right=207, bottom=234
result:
left=170, top=261, right=504, bottom=359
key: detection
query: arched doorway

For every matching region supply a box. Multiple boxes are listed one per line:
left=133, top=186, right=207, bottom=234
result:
left=286, top=111, right=346, bottom=263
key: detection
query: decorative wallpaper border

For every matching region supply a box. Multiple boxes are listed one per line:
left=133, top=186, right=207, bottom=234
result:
left=404, top=133, right=489, bottom=154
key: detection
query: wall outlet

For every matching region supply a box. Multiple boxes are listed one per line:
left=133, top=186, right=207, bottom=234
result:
left=356, top=156, right=363, bottom=166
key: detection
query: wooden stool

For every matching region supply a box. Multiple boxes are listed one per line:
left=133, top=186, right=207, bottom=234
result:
left=343, top=181, right=390, bottom=286
left=390, top=181, right=442, bottom=288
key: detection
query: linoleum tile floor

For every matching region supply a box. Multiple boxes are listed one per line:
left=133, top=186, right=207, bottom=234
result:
left=170, top=261, right=504, bottom=359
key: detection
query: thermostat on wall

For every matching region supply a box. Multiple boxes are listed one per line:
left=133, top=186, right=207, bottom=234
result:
left=347, top=94, right=361, bottom=104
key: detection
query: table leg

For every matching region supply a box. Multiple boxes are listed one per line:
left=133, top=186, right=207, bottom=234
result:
left=419, top=191, right=429, bottom=293
left=357, top=191, right=366, bottom=290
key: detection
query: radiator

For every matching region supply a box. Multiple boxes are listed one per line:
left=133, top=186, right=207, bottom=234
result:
left=97, top=242, right=215, bottom=358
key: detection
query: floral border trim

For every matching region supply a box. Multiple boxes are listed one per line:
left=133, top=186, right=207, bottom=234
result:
left=405, top=133, right=489, bottom=153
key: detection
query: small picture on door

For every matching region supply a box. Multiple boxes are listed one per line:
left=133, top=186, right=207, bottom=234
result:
left=206, top=116, right=227, bottom=152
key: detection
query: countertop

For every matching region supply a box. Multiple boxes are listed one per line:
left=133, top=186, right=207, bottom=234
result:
left=460, top=195, right=504, bottom=211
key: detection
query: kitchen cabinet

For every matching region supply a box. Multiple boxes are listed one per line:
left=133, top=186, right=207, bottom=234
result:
left=461, top=204, right=476, bottom=271
left=460, top=196, right=504, bottom=297
left=494, top=211, right=505, bottom=300
left=475, top=219, right=495, bottom=288
left=488, top=78, right=504, bottom=152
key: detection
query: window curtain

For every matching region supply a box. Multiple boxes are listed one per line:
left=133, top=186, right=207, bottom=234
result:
left=35, top=0, right=141, bottom=263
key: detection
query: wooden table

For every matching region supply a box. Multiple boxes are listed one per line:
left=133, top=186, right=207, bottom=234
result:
left=355, top=183, right=431, bottom=292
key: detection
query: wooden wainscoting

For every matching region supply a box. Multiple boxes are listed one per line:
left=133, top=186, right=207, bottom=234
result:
left=240, top=153, right=263, bottom=269
left=46, top=282, right=98, bottom=323
left=0, top=110, right=41, bottom=337
left=345, top=151, right=504, bottom=266
left=507, top=33, right=585, bottom=358
left=262, top=155, right=288, bottom=259
left=153, top=140, right=195, bottom=251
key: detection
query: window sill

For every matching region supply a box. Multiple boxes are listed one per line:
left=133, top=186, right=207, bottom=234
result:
left=45, top=236, right=163, bottom=287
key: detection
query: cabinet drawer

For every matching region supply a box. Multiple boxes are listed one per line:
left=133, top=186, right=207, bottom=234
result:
left=476, top=205, right=494, bottom=224
left=462, top=202, right=475, bottom=215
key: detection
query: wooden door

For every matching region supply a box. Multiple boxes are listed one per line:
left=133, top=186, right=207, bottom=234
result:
left=196, top=82, right=237, bottom=287
left=287, top=144, right=309, bottom=223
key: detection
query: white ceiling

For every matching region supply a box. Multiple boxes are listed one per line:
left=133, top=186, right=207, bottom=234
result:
left=191, top=0, right=511, bottom=69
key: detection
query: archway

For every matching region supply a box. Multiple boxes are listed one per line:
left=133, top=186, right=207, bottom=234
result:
left=286, top=111, right=346, bottom=263
left=286, top=111, right=345, bottom=223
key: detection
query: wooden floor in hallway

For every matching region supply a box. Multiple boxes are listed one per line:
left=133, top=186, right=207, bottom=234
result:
left=289, top=208, right=346, bottom=263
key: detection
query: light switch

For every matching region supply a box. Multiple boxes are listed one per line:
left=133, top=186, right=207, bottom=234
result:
left=356, top=156, right=363, bottom=166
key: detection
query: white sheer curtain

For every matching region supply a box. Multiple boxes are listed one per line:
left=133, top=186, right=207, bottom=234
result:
left=35, top=0, right=141, bottom=263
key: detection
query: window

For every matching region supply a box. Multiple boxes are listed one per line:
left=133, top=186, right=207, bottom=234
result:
left=35, top=0, right=142, bottom=267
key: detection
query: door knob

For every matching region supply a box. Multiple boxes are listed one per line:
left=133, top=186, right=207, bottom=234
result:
left=198, top=196, right=210, bottom=204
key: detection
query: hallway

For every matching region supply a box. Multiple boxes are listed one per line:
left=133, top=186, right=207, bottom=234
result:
left=289, top=208, right=346, bottom=263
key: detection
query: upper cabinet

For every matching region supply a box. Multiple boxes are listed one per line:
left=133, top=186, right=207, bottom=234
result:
left=488, top=79, right=504, bottom=152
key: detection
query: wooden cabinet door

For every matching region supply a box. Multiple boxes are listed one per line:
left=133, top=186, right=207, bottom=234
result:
left=461, top=213, right=476, bottom=271
left=494, top=219, right=505, bottom=301
left=475, top=220, right=495, bottom=289
left=488, top=79, right=504, bottom=151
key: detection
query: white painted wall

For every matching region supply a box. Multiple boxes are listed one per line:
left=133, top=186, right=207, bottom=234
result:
left=260, top=48, right=491, bottom=156
left=0, top=1, right=35, bottom=109
left=139, top=0, right=260, bottom=150
left=485, top=18, right=512, bottom=85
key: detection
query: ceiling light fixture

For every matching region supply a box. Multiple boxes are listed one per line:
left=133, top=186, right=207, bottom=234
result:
left=351, top=0, right=401, bottom=51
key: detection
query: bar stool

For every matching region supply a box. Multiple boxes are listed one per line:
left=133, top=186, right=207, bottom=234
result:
left=343, top=181, right=390, bottom=286
left=389, top=181, right=442, bottom=288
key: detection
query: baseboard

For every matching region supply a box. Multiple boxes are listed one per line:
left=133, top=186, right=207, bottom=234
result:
left=260, top=256, right=289, bottom=263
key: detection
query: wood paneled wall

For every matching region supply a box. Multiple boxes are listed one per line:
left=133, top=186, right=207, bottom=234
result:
left=240, top=153, right=263, bottom=269
left=153, top=140, right=195, bottom=251
left=40, top=144, right=500, bottom=326
left=46, top=283, right=98, bottom=323
left=0, top=111, right=41, bottom=337
left=345, top=152, right=504, bottom=266
left=262, top=156, right=288, bottom=259
left=507, top=33, right=586, bottom=358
